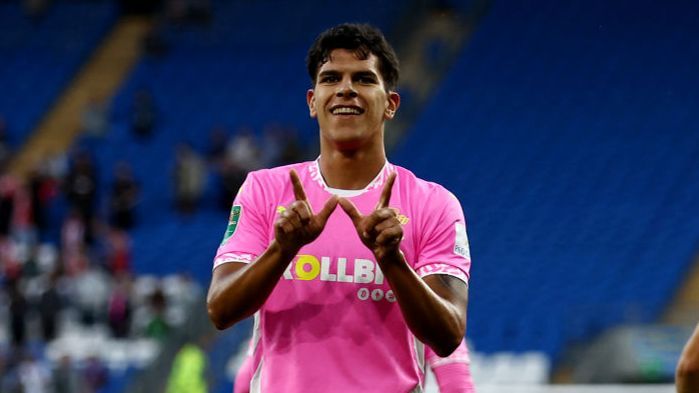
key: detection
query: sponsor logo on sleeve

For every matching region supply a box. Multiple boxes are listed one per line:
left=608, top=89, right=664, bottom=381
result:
left=454, top=222, right=470, bottom=259
left=220, top=205, right=242, bottom=245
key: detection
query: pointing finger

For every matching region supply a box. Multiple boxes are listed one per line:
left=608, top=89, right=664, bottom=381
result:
left=338, top=198, right=363, bottom=226
left=290, top=170, right=307, bottom=202
left=376, top=172, right=396, bottom=210
left=316, top=195, right=339, bottom=224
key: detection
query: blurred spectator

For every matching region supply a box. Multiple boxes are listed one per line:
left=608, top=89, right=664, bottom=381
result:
left=109, top=162, right=140, bottom=230
left=218, top=160, right=245, bottom=210
left=205, top=126, right=232, bottom=210
left=173, top=143, right=205, bottom=214
left=144, top=286, right=171, bottom=341
left=108, top=273, right=132, bottom=338
left=64, top=151, right=98, bottom=243
left=0, top=115, right=12, bottom=168
left=227, top=127, right=260, bottom=172
left=0, top=171, right=17, bottom=238
left=83, top=355, right=109, bottom=393
left=18, top=351, right=51, bottom=393
left=217, top=128, right=260, bottom=209
left=38, top=272, right=62, bottom=341
left=53, top=355, right=83, bottom=393
left=106, top=228, right=132, bottom=275
left=0, top=349, right=22, bottom=393
left=260, top=125, right=284, bottom=168
left=132, top=88, right=158, bottom=139
left=81, top=96, right=109, bottom=137
left=8, top=279, right=27, bottom=347
left=258, top=124, right=305, bottom=167
left=71, top=266, right=110, bottom=326
left=61, top=209, right=87, bottom=275
left=166, top=342, right=208, bottom=393
left=28, top=164, right=59, bottom=240
left=0, top=237, right=22, bottom=280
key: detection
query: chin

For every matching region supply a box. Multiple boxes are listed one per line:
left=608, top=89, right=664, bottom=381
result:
left=331, top=135, right=365, bottom=151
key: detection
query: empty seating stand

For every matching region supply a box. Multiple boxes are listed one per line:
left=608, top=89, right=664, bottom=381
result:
left=0, top=1, right=116, bottom=145
left=392, top=0, right=699, bottom=360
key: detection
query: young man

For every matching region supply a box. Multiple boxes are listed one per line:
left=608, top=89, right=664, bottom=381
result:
left=207, top=23, right=471, bottom=392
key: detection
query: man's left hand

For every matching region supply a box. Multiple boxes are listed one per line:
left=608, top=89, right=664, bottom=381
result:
left=339, top=172, right=402, bottom=261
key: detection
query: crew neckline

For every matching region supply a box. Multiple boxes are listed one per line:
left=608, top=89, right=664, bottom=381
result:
left=309, top=158, right=393, bottom=198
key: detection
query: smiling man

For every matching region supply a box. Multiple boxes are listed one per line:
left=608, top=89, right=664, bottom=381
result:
left=207, top=24, right=472, bottom=392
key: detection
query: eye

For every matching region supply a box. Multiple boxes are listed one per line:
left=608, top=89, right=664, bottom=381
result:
left=357, top=75, right=377, bottom=84
left=320, top=75, right=339, bottom=83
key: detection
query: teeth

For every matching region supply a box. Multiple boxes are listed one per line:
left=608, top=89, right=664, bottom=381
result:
left=332, top=107, right=361, bottom=115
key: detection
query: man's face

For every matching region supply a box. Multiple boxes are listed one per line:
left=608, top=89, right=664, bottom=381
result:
left=307, top=49, right=400, bottom=150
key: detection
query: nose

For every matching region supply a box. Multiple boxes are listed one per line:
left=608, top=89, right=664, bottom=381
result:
left=336, top=81, right=358, bottom=98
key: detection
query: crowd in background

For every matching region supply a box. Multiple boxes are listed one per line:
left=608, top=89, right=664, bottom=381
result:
left=0, top=1, right=311, bottom=390
left=0, top=77, right=308, bottom=390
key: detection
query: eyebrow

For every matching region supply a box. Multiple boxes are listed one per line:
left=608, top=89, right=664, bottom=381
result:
left=317, top=70, right=379, bottom=79
left=318, top=70, right=341, bottom=78
left=354, top=71, right=378, bottom=79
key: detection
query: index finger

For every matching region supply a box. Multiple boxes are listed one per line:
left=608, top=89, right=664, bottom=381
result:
left=376, top=172, right=396, bottom=210
left=290, top=170, right=307, bottom=201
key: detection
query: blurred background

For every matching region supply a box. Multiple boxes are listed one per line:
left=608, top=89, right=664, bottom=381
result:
left=0, top=0, right=697, bottom=392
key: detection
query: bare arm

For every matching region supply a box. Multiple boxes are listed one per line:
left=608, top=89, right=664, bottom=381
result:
left=380, top=252, right=468, bottom=357
left=677, top=323, right=699, bottom=393
left=207, top=241, right=294, bottom=329
left=207, top=170, right=338, bottom=330
left=339, top=173, right=467, bottom=356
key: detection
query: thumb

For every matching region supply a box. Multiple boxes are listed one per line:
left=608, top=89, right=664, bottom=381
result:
left=316, top=195, right=339, bottom=224
left=338, top=198, right=362, bottom=225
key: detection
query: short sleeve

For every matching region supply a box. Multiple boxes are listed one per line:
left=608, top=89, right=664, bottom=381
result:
left=414, top=190, right=471, bottom=284
left=213, top=173, right=270, bottom=269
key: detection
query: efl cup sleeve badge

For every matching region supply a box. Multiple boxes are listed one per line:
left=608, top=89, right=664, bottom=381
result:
left=454, top=222, right=470, bottom=259
left=221, top=205, right=242, bottom=245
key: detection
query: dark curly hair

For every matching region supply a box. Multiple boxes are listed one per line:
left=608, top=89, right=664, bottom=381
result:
left=306, top=23, right=400, bottom=91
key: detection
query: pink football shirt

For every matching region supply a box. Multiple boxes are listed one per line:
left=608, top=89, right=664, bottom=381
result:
left=214, top=159, right=471, bottom=393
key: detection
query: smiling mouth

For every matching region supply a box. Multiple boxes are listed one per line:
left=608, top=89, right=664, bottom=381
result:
left=331, top=106, right=364, bottom=115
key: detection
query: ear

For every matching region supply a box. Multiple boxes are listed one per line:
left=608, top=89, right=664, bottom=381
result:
left=306, top=89, right=317, bottom=118
left=384, top=91, right=401, bottom=120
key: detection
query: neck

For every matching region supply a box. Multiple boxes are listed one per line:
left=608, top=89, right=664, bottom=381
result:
left=319, top=143, right=386, bottom=190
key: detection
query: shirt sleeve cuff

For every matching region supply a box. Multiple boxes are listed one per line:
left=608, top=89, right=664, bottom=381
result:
left=213, top=252, right=256, bottom=269
left=416, top=263, right=469, bottom=286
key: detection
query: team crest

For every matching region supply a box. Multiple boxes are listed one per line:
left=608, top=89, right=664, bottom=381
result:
left=221, top=205, right=242, bottom=245
left=390, top=207, right=409, bottom=225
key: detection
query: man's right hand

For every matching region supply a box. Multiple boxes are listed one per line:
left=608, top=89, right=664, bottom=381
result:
left=274, top=170, right=338, bottom=256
